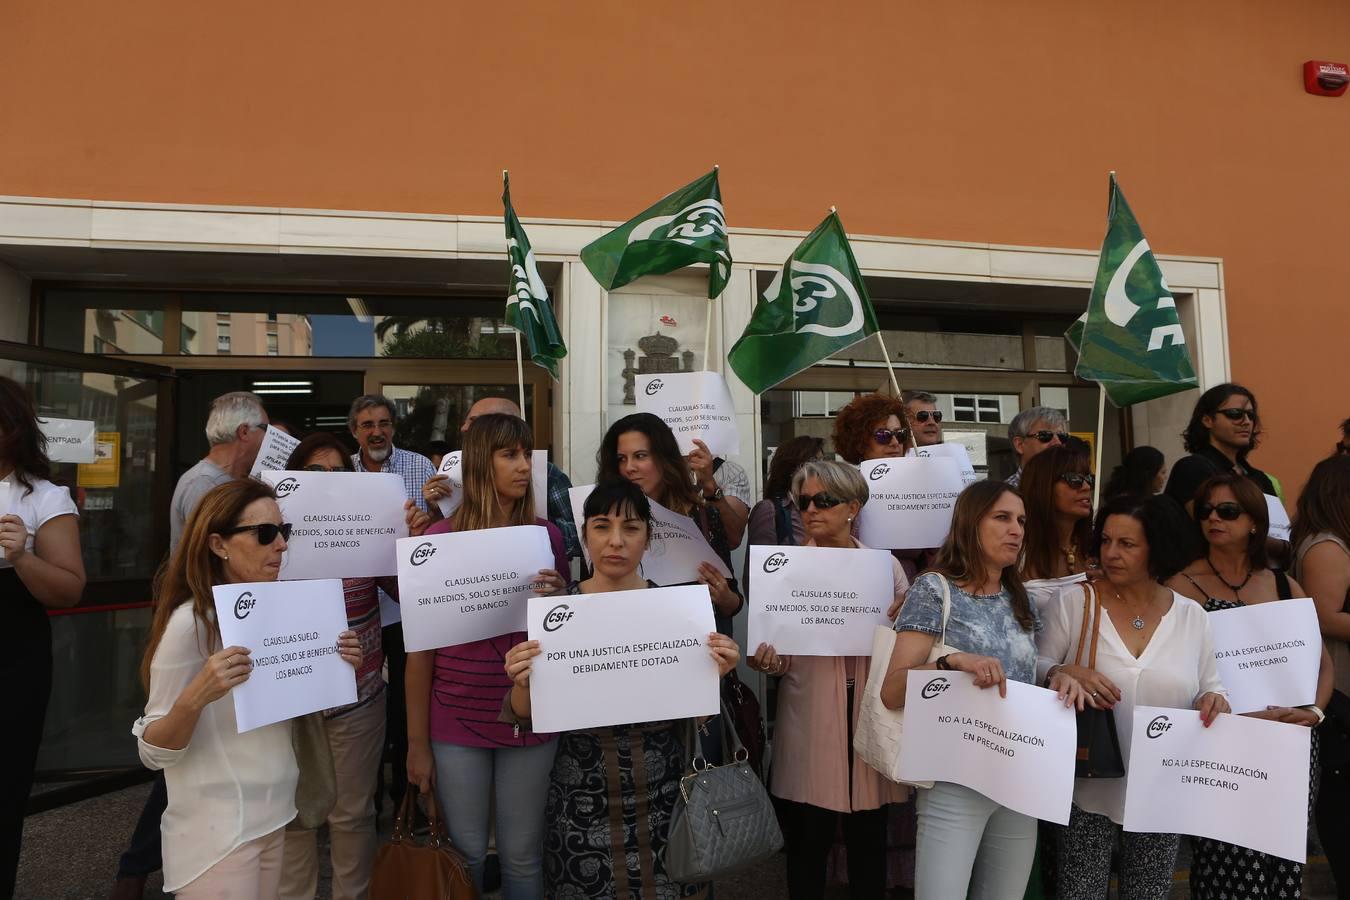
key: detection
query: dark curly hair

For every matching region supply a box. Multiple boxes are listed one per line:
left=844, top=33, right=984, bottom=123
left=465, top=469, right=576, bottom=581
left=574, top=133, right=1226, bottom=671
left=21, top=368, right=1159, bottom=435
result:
left=1182, top=383, right=1258, bottom=455
left=0, top=376, right=53, bottom=496
left=831, top=394, right=910, bottom=464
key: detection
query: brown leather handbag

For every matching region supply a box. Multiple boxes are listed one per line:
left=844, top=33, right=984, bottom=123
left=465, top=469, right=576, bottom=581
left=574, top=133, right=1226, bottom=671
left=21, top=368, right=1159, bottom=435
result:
left=369, top=788, right=477, bottom=900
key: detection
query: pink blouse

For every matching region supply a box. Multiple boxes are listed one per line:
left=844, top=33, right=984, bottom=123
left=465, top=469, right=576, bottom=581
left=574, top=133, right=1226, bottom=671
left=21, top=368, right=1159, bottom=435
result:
left=768, top=537, right=912, bottom=813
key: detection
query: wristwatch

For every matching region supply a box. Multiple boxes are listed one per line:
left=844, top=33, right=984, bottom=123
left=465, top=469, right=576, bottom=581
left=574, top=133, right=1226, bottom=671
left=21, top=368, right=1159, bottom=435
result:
left=704, top=487, right=724, bottom=502
left=1302, top=704, right=1326, bottom=725
left=936, top=654, right=954, bottom=671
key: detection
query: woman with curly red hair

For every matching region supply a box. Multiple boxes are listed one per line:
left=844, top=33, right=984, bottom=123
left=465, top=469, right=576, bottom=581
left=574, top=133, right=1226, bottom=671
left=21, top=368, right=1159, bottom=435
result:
left=831, top=393, right=912, bottom=464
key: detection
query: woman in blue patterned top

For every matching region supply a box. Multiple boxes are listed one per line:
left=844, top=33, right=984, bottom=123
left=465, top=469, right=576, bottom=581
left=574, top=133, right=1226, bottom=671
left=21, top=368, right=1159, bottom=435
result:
left=879, top=480, right=1088, bottom=900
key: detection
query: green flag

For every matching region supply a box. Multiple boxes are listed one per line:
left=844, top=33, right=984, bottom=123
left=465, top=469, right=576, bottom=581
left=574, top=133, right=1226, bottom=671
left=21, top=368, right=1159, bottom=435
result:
left=580, top=168, right=731, bottom=299
left=727, top=211, right=879, bottom=394
left=1072, top=174, right=1198, bottom=406
left=503, top=174, right=567, bottom=380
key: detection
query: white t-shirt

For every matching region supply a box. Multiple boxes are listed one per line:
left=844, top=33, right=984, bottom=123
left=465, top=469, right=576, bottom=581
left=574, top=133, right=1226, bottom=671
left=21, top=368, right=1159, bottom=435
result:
left=1024, top=571, right=1088, bottom=617
left=0, top=474, right=78, bottom=568
left=132, top=604, right=297, bottom=891
left=1035, top=586, right=1226, bottom=824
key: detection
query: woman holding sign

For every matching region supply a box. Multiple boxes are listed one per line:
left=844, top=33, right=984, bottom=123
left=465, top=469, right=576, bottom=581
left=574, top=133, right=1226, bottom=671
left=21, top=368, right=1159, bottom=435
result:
left=502, top=478, right=740, bottom=899
left=1037, top=493, right=1228, bottom=900
left=404, top=413, right=569, bottom=900
left=750, top=460, right=911, bottom=899
left=880, top=480, right=1085, bottom=900
left=134, top=479, right=363, bottom=899
left=1167, top=473, right=1330, bottom=900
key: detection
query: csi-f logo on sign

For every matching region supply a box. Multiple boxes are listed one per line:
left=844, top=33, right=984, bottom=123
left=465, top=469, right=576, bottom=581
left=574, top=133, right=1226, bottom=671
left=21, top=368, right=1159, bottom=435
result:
left=274, top=477, right=300, bottom=498
left=921, top=677, right=951, bottom=699
left=645, top=379, right=664, bottom=396
left=868, top=463, right=890, bottom=481
left=762, top=552, right=789, bottom=574
left=234, top=591, right=257, bottom=619
left=543, top=603, right=574, bottom=632
left=409, top=542, right=437, bottom=567
left=1146, top=715, right=1172, bottom=739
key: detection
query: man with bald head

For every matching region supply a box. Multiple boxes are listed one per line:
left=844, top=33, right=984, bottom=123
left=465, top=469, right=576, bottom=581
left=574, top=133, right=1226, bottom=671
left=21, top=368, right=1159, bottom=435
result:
left=425, top=396, right=580, bottom=560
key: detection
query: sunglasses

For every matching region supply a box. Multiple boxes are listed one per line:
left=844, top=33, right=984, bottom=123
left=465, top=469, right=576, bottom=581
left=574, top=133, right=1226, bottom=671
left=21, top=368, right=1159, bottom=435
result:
left=223, top=522, right=293, bottom=545
left=1030, top=431, right=1069, bottom=444
left=1195, top=502, right=1244, bottom=522
left=1214, top=408, right=1255, bottom=423
left=302, top=464, right=345, bottom=472
left=912, top=410, right=943, bottom=424
left=796, top=492, right=845, bottom=512
left=1058, top=472, right=1095, bottom=490
left=873, top=428, right=910, bottom=446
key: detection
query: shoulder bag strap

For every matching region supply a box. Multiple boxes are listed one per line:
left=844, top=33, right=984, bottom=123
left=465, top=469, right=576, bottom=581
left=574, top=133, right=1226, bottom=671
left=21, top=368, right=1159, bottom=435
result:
left=1074, top=580, right=1093, bottom=668
left=1087, top=582, right=1103, bottom=671
left=937, top=575, right=953, bottom=646
left=1273, top=568, right=1293, bottom=601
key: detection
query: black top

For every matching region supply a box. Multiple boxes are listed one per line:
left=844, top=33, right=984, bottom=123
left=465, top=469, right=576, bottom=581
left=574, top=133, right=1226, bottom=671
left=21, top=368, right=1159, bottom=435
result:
left=5, top=567, right=51, bottom=670
left=1164, top=443, right=1277, bottom=508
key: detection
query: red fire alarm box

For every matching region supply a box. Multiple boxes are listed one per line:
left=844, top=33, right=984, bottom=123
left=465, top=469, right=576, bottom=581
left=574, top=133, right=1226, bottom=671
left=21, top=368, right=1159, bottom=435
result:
left=1304, top=60, right=1349, bottom=96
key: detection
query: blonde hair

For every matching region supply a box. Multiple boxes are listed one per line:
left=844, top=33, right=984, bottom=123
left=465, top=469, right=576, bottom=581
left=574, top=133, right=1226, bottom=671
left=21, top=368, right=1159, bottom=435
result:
left=454, top=413, right=536, bottom=532
left=790, top=459, right=869, bottom=507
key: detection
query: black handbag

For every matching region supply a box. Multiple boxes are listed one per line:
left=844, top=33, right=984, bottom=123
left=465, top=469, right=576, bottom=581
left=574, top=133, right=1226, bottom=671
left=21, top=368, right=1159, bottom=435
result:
left=1072, top=581, right=1126, bottom=779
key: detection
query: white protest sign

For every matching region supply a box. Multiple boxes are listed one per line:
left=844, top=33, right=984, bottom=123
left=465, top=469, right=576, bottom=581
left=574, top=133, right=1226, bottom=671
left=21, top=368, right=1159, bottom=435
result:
left=527, top=584, right=719, bottom=732
left=213, top=579, right=357, bottom=732
left=1265, top=494, right=1292, bottom=543
left=747, top=545, right=893, bottom=656
left=568, top=485, right=731, bottom=583
left=0, top=481, right=10, bottom=517
left=249, top=426, right=301, bottom=478
left=435, top=449, right=547, bottom=521
left=898, top=670, right=1078, bottom=824
left=396, top=525, right=556, bottom=651
left=907, top=443, right=978, bottom=485
left=856, top=458, right=965, bottom=550
left=1208, top=598, right=1321, bottom=713
left=636, top=371, right=740, bottom=458
left=1122, top=706, right=1310, bottom=861
left=37, top=417, right=97, bottom=464
left=259, top=471, right=405, bottom=580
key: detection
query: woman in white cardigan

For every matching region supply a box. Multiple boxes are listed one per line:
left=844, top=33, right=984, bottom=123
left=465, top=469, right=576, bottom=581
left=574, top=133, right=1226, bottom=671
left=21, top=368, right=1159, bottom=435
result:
left=1036, top=493, right=1228, bottom=900
left=133, top=479, right=362, bottom=898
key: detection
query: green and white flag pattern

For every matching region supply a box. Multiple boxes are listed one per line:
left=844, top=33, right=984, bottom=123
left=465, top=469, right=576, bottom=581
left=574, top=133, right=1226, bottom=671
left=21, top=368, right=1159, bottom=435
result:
left=503, top=174, right=567, bottom=380
left=580, top=168, right=731, bottom=299
left=728, top=211, right=879, bottom=394
left=1071, top=174, right=1197, bottom=406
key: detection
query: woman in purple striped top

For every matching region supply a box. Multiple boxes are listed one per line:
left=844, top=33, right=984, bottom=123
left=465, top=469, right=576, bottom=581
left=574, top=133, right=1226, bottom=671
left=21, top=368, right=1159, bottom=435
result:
left=405, top=414, right=569, bottom=900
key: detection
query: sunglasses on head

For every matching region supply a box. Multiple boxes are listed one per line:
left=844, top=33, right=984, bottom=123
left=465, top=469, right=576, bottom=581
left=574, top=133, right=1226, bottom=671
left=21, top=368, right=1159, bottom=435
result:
left=1030, top=431, right=1069, bottom=444
left=1195, top=502, right=1244, bottom=522
left=912, top=410, right=943, bottom=424
left=873, top=428, right=910, bottom=446
left=796, top=492, right=845, bottom=512
left=1214, top=408, right=1254, bottom=423
left=1058, top=472, right=1095, bottom=490
left=223, top=522, right=293, bottom=545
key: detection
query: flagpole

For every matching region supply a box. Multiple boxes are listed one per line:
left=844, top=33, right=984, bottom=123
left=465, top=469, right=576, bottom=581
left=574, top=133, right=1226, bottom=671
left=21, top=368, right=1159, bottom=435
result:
left=1091, top=383, right=1106, bottom=511
left=504, top=168, right=527, bottom=411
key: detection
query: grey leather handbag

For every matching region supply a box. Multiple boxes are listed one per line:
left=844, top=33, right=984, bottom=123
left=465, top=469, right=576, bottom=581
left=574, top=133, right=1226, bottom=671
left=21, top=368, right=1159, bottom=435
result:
left=665, top=704, right=783, bottom=882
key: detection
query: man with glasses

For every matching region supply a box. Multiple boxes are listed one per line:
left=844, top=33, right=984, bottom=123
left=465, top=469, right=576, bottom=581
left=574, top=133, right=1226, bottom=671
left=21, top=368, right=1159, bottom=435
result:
left=1005, top=406, right=1069, bottom=488
left=903, top=390, right=944, bottom=447
left=1164, top=383, right=1276, bottom=513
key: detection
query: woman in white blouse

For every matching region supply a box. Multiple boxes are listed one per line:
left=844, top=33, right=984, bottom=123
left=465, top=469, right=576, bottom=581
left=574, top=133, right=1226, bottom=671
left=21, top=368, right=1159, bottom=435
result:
left=134, top=478, right=362, bottom=899
left=0, top=376, right=86, bottom=898
left=1037, top=493, right=1229, bottom=900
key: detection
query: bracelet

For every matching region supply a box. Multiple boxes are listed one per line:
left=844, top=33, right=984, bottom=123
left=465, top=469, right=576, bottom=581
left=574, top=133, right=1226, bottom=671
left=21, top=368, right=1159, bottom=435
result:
left=936, top=654, right=953, bottom=671
left=1301, top=704, right=1326, bottom=725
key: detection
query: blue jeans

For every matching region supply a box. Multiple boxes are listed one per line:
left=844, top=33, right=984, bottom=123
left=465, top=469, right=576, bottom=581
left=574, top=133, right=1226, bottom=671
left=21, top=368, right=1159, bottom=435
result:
left=914, top=781, right=1036, bottom=900
left=431, top=740, right=557, bottom=900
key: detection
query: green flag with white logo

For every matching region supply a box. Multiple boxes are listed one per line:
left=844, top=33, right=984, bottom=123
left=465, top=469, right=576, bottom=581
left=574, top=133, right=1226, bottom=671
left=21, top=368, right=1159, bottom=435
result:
left=580, top=168, right=731, bottom=299
left=727, top=211, right=879, bottom=394
left=1071, top=174, right=1198, bottom=406
left=503, top=174, right=567, bottom=380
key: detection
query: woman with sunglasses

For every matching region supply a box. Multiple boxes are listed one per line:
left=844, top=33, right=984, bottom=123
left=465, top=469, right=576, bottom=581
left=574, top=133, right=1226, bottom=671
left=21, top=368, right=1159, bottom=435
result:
left=1037, top=493, right=1227, bottom=900
left=405, top=413, right=569, bottom=899
left=278, top=433, right=427, bottom=900
left=881, top=480, right=1084, bottom=899
left=749, top=460, right=910, bottom=899
left=597, top=413, right=741, bottom=634
left=1291, top=455, right=1350, bottom=894
left=134, top=479, right=363, bottom=898
left=0, top=377, right=85, bottom=897
left=1164, top=474, right=1330, bottom=900
left=1164, top=383, right=1275, bottom=515
left=502, top=479, right=739, bottom=899
left=1020, top=447, right=1095, bottom=609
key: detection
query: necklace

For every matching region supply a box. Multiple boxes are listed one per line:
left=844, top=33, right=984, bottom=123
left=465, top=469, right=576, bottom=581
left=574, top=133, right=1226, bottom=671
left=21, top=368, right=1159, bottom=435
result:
left=1060, top=545, right=1077, bottom=572
left=1206, top=555, right=1253, bottom=600
left=1111, top=586, right=1148, bottom=630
